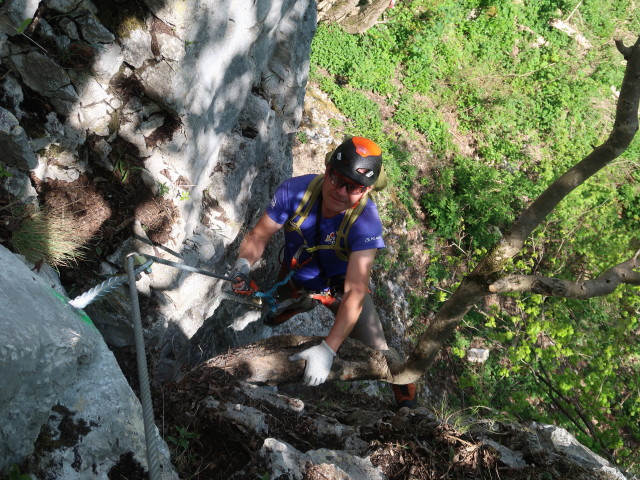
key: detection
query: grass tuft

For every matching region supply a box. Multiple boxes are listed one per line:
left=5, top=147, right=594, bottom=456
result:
left=10, top=205, right=88, bottom=267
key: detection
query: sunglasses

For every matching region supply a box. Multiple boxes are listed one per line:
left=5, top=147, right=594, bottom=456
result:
left=327, top=169, right=367, bottom=195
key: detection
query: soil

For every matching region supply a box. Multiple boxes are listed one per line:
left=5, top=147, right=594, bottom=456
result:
left=0, top=139, right=180, bottom=291
left=148, top=364, right=614, bottom=480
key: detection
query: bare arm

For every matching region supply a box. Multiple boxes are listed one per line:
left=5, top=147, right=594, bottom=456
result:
left=232, top=213, right=283, bottom=289
left=238, top=212, right=283, bottom=266
left=325, top=248, right=376, bottom=353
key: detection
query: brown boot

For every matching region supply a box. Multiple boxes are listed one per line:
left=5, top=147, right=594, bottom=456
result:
left=391, top=383, right=418, bottom=408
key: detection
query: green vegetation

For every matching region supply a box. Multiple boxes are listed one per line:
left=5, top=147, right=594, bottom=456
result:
left=158, top=181, right=170, bottom=196
left=311, top=0, right=640, bottom=473
left=7, top=464, right=30, bottom=480
left=166, top=425, right=201, bottom=470
left=0, top=163, right=12, bottom=178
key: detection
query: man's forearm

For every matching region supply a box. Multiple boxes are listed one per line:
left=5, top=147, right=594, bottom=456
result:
left=237, top=212, right=283, bottom=265
left=324, top=289, right=364, bottom=352
left=237, top=233, right=268, bottom=265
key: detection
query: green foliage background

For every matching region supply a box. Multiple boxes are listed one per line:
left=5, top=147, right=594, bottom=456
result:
left=310, top=0, right=640, bottom=473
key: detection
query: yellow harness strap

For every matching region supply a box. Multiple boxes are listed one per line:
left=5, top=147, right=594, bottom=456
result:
left=284, top=175, right=368, bottom=261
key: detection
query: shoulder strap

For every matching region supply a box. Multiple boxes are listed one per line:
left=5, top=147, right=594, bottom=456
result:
left=284, top=174, right=369, bottom=262
left=333, top=194, right=368, bottom=261
left=284, top=175, right=324, bottom=236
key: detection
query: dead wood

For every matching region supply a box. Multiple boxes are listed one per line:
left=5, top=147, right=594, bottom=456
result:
left=202, top=335, right=394, bottom=385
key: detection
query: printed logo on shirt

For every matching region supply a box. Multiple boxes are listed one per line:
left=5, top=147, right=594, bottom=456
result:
left=364, top=235, right=382, bottom=243
left=270, top=196, right=277, bottom=208
left=324, top=232, right=336, bottom=245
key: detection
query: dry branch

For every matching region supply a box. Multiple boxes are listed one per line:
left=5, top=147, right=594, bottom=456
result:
left=488, top=250, right=640, bottom=298
left=203, top=335, right=395, bottom=385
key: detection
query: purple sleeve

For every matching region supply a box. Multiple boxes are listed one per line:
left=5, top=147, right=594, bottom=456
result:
left=265, top=181, right=291, bottom=225
left=348, top=201, right=385, bottom=252
left=265, top=175, right=316, bottom=225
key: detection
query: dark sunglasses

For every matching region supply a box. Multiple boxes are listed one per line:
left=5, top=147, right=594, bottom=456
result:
left=327, top=169, right=367, bottom=195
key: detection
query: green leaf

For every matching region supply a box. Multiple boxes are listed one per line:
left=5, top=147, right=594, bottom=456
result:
left=15, top=18, right=32, bottom=34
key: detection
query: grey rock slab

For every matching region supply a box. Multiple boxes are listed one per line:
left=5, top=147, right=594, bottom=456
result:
left=0, top=106, right=37, bottom=169
left=0, top=245, right=178, bottom=477
left=0, top=0, right=39, bottom=35
left=11, top=50, right=78, bottom=105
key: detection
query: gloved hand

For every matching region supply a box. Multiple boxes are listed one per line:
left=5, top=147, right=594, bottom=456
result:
left=288, top=340, right=336, bottom=386
left=231, top=258, right=250, bottom=290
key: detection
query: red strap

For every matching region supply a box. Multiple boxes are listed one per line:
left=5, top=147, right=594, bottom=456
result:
left=234, top=279, right=260, bottom=296
left=310, top=292, right=337, bottom=306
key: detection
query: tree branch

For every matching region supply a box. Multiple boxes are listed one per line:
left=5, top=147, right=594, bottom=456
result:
left=202, top=335, right=396, bottom=385
left=532, top=362, right=614, bottom=463
left=394, top=36, right=640, bottom=384
left=194, top=38, right=640, bottom=389
left=476, top=36, right=640, bottom=274
left=488, top=250, right=640, bottom=298
left=530, top=363, right=590, bottom=438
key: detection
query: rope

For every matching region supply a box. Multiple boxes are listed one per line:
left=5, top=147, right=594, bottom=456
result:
left=126, top=255, right=162, bottom=480
left=67, top=250, right=304, bottom=476
left=69, top=258, right=154, bottom=309
left=69, top=254, right=236, bottom=310
left=254, top=268, right=296, bottom=312
left=69, top=251, right=298, bottom=477
left=139, top=254, right=237, bottom=282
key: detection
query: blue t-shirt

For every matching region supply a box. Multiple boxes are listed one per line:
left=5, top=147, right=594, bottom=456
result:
left=266, top=174, right=385, bottom=291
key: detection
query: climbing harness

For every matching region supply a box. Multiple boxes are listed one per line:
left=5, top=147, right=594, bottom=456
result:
left=284, top=174, right=369, bottom=262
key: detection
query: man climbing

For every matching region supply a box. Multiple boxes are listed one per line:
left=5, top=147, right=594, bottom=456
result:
left=231, top=136, right=417, bottom=408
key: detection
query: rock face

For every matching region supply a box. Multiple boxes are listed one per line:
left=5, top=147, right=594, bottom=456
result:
left=0, top=1, right=636, bottom=479
left=0, top=245, right=176, bottom=477
left=0, top=0, right=316, bottom=475
left=1, top=0, right=316, bottom=370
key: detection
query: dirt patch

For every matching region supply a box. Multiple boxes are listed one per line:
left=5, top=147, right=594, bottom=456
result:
left=23, top=138, right=178, bottom=291
left=153, top=364, right=615, bottom=480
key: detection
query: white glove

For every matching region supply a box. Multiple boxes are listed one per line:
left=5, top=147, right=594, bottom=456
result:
left=288, top=340, right=336, bottom=386
left=231, top=258, right=250, bottom=289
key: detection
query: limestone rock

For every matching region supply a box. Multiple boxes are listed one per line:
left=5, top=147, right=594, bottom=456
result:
left=467, top=347, right=490, bottom=363
left=43, top=0, right=83, bottom=13
left=0, top=107, right=37, bottom=170
left=0, top=245, right=177, bottom=478
left=0, top=0, right=39, bottom=36
left=75, top=12, right=115, bottom=44
left=10, top=50, right=78, bottom=114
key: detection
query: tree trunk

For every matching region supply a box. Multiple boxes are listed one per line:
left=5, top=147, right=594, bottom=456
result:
left=201, top=335, right=395, bottom=385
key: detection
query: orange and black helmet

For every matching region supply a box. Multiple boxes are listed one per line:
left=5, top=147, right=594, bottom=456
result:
left=328, top=137, right=382, bottom=187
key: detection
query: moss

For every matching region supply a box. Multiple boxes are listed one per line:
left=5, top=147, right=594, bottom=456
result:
left=108, top=108, right=120, bottom=137
left=91, top=0, right=148, bottom=40
left=117, top=15, right=147, bottom=40
left=44, top=143, right=66, bottom=161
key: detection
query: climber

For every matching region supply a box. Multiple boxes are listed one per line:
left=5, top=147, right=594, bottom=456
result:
left=230, top=136, right=417, bottom=408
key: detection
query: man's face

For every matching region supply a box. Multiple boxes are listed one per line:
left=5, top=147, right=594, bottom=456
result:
left=321, top=168, right=369, bottom=215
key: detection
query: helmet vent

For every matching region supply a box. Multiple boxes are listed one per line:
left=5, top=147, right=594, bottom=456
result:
left=328, top=137, right=382, bottom=187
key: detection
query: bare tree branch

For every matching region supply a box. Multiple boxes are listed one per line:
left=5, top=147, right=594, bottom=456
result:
left=203, top=335, right=396, bottom=385
left=393, top=37, right=640, bottom=384
left=488, top=250, right=640, bottom=298
left=477, top=36, right=640, bottom=273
